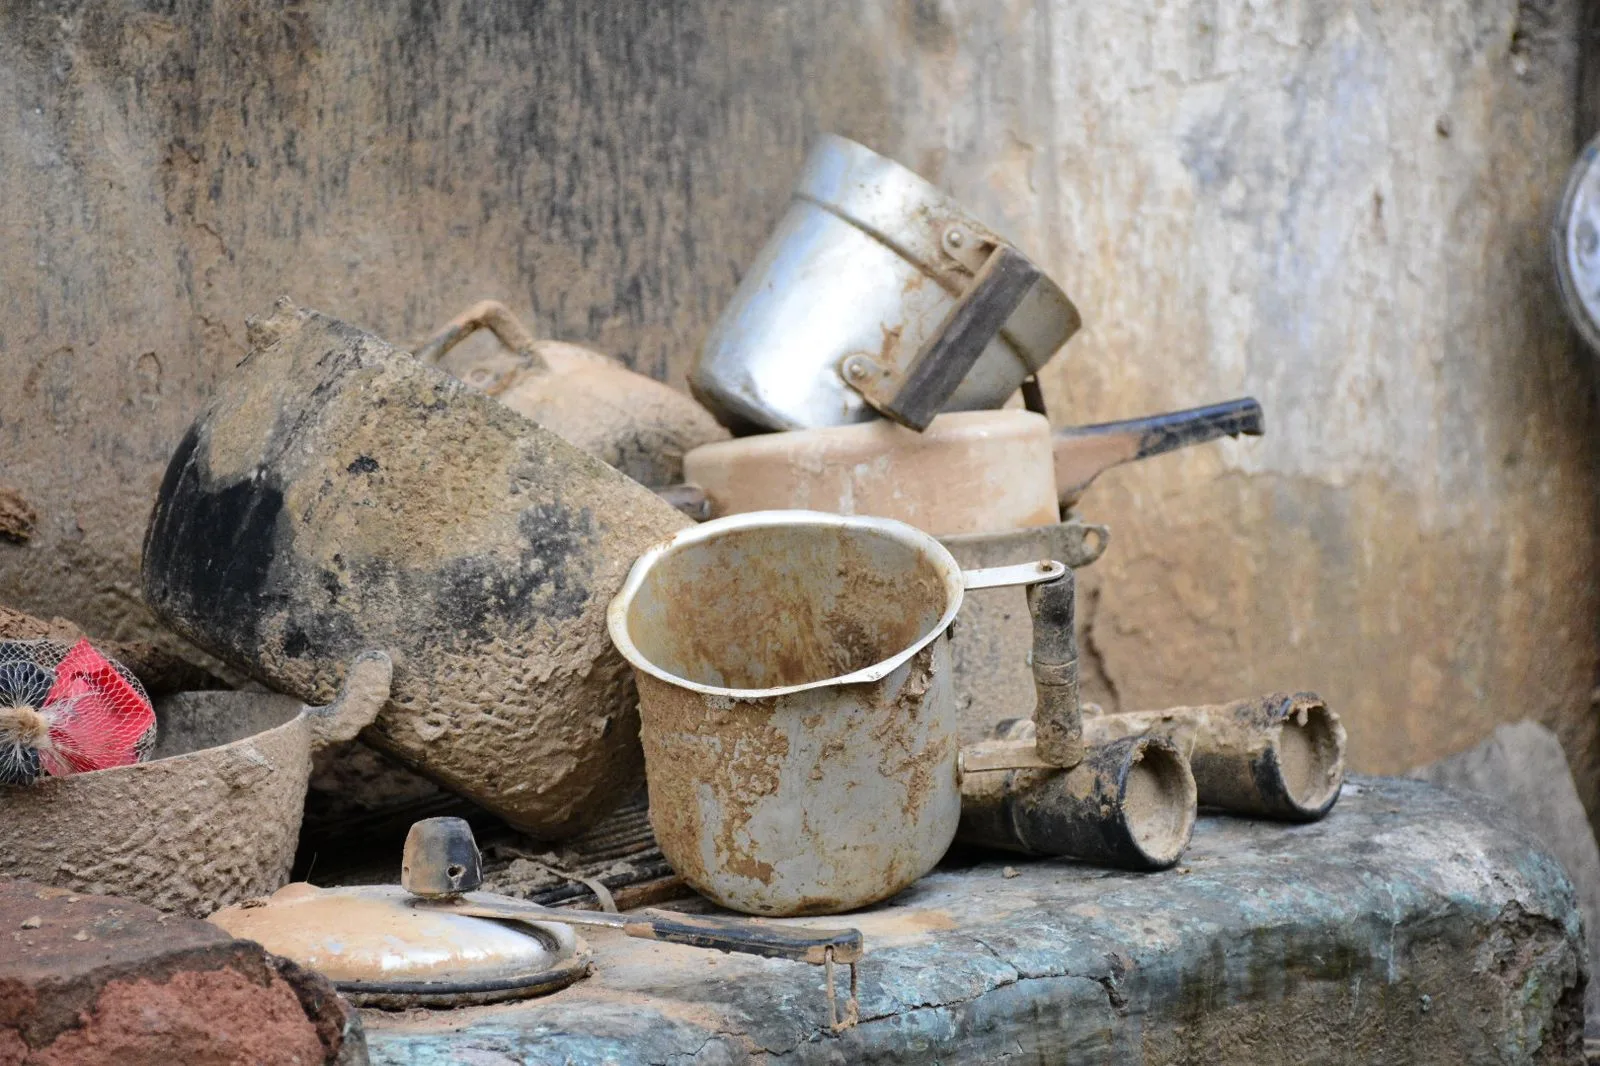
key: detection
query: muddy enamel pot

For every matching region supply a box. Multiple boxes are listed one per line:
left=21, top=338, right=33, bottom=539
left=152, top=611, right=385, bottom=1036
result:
left=142, top=301, right=691, bottom=837
left=608, top=511, right=1062, bottom=916
left=682, top=411, right=1060, bottom=536
left=681, top=399, right=1264, bottom=537
left=0, top=652, right=390, bottom=917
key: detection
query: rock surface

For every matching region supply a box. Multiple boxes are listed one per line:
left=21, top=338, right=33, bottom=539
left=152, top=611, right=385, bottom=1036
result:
left=0, top=879, right=365, bottom=1065
left=364, top=776, right=1584, bottom=1065
left=1413, top=720, right=1600, bottom=1033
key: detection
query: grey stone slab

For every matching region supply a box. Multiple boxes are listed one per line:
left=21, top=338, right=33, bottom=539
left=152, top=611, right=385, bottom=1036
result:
left=1412, top=720, right=1600, bottom=1031
left=363, top=776, right=1585, bottom=1065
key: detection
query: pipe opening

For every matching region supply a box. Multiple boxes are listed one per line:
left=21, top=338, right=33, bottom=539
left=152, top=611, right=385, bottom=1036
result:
left=1123, top=739, right=1197, bottom=866
left=1276, top=701, right=1345, bottom=813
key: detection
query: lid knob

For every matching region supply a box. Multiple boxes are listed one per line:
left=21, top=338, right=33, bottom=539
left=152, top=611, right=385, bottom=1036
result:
left=401, top=817, right=484, bottom=898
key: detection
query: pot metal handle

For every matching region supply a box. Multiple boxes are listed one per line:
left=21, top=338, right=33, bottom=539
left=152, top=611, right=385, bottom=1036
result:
left=961, top=559, right=1065, bottom=590
left=1054, top=397, right=1264, bottom=507
left=413, top=300, right=550, bottom=391
left=842, top=243, right=1044, bottom=432
left=958, top=562, right=1082, bottom=769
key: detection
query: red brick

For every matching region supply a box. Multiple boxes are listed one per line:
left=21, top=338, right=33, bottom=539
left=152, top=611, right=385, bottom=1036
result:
left=0, top=880, right=363, bottom=1065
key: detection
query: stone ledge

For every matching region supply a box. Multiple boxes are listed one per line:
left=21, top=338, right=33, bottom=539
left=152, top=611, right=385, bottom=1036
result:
left=364, top=776, right=1585, bottom=1065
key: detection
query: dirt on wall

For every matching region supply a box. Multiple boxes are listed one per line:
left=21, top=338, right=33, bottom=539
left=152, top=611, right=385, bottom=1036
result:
left=1, top=1, right=1597, bottom=820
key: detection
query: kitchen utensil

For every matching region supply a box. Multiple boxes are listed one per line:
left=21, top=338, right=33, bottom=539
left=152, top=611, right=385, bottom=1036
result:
left=1080, top=692, right=1345, bottom=821
left=689, top=135, right=1080, bottom=433
left=415, top=300, right=729, bottom=488
left=142, top=300, right=691, bottom=838
left=213, top=816, right=867, bottom=1026
left=0, top=652, right=390, bottom=916
left=607, top=510, right=1082, bottom=916
left=957, top=733, right=1197, bottom=868
left=680, top=399, right=1263, bottom=536
left=684, top=411, right=1057, bottom=536
left=210, top=881, right=592, bottom=1009
left=402, top=817, right=863, bottom=1024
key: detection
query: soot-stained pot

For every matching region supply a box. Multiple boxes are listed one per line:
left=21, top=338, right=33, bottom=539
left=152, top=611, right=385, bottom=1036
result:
left=141, top=300, right=691, bottom=837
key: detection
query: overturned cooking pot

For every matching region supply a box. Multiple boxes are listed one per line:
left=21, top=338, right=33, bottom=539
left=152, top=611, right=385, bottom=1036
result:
left=682, top=399, right=1262, bottom=536
left=690, top=134, right=1080, bottom=433
left=608, top=511, right=1075, bottom=917
left=416, top=300, right=728, bottom=488
left=142, top=301, right=691, bottom=837
left=0, top=652, right=390, bottom=917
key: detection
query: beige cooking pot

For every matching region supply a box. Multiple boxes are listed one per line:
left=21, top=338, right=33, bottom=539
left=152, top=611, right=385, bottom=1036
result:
left=417, top=300, right=729, bottom=488
left=682, top=398, right=1262, bottom=537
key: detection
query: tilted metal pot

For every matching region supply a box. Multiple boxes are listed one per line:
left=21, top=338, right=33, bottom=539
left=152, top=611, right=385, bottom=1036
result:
left=690, top=135, right=1080, bottom=433
left=142, top=300, right=691, bottom=838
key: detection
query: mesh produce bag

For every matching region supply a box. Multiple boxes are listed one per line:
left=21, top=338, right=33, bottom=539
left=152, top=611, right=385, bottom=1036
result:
left=0, top=638, right=155, bottom=785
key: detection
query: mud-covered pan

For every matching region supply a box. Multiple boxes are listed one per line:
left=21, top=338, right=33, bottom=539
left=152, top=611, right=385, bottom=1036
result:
left=0, top=653, right=390, bottom=916
left=608, top=511, right=1081, bottom=916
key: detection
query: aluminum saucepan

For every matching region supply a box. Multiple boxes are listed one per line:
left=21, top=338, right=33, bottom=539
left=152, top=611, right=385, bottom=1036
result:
left=607, top=511, right=1080, bottom=916
left=690, top=135, right=1080, bottom=433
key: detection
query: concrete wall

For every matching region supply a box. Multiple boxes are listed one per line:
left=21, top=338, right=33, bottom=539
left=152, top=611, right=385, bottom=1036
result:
left=2, top=1, right=1595, bottom=809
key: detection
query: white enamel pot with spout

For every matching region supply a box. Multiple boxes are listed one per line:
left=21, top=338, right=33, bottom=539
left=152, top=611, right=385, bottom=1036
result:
left=681, top=398, right=1264, bottom=536
left=606, top=511, right=1073, bottom=916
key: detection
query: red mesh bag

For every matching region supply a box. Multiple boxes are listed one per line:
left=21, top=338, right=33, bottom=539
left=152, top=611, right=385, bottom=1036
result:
left=0, top=638, right=155, bottom=784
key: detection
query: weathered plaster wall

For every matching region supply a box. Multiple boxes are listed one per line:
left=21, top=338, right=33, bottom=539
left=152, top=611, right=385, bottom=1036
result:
left=2, top=2, right=1596, bottom=809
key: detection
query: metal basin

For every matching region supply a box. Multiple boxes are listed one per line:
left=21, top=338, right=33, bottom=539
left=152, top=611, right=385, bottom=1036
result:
left=0, top=653, right=389, bottom=917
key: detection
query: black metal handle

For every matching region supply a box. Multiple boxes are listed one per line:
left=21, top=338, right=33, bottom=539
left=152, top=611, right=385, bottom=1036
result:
left=624, top=909, right=864, bottom=965
left=1070, top=396, right=1264, bottom=458
left=870, top=245, right=1042, bottom=431
left=1053, top=396, right=1264, bottom=507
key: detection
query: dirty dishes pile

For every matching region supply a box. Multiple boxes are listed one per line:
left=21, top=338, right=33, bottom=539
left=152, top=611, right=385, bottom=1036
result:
left=3, top=131, right=1334, bottom=994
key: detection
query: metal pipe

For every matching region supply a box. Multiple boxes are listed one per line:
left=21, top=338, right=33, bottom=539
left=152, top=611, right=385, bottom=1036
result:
left=1082, top=692, right=1345, bottom=821
left=957, top=734, right=1196, bottom=869
left=1026, top=569, right=1082, bottom=768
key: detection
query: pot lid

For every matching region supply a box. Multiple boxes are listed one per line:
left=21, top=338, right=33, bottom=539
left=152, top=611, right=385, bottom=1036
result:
left=210, top=883, right=589, bottom=1006
left=1555, top=133, right=1600, bottom=353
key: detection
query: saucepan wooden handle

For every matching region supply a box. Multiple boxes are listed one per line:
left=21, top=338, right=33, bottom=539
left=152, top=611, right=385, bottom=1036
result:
left=1054, top=396, right=1264, bottom=507
left=622, top=909, right=865, bottom=965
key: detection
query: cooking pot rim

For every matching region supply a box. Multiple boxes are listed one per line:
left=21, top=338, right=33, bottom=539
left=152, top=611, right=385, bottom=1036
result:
left=606, top=509, right=965, bottom=700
